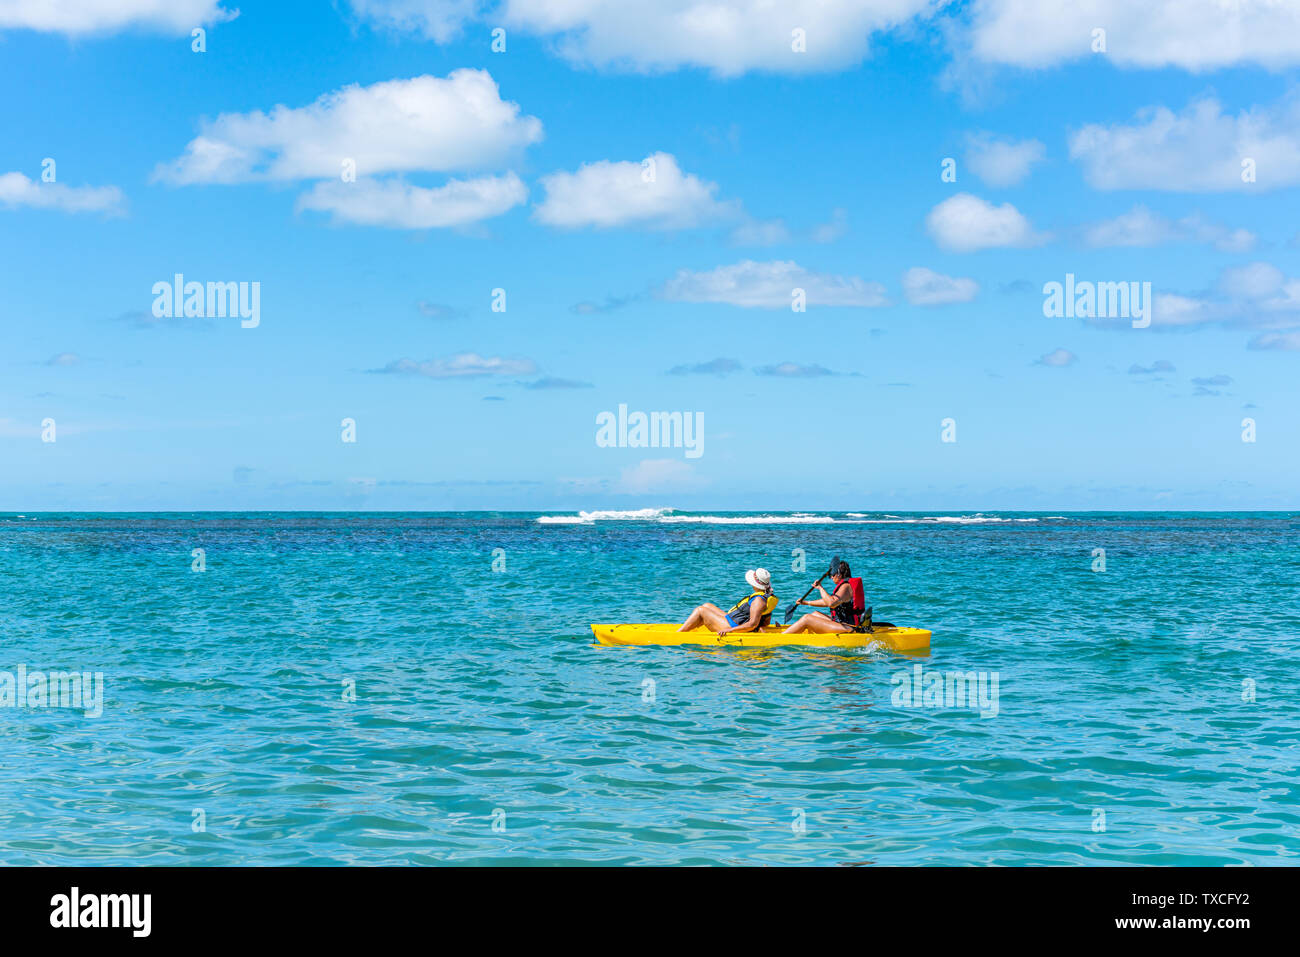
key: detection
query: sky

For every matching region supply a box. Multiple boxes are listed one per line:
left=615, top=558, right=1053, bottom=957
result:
left=2, top=0, right=1299, bottom=511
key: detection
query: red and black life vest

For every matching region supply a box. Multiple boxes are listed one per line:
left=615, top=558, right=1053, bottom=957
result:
left=831, top=578, right=866, bottom=626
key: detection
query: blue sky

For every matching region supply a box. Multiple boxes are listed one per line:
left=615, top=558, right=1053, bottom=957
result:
left=2, top=0, right=1299, bottom=510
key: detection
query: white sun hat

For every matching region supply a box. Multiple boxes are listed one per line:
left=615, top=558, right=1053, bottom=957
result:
left=746, top=568, right=771, bottom=592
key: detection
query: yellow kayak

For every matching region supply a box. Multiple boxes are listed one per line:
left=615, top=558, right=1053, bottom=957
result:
left=591, top=622, right=931, bottom=653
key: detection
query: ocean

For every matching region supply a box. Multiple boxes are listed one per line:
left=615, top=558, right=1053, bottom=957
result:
left=1, top=510, right=1297, bottom=865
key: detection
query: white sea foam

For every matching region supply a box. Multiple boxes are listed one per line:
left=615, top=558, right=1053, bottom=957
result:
left=536, top=508, right=673, bottom=524
left=841, top=514, right=1046, bottom=524
left=537, top=509, right=1053, bottom=525
left=659, top=514, right=837, bottom=525
left=927, top=515, right=1034, bottom=524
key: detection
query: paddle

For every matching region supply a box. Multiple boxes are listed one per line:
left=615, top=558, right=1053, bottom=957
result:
left=783, top=555, right=840, bottom=624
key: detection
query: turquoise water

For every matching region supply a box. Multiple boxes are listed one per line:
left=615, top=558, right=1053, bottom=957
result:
left=1, top=510, right=1297, bottom=865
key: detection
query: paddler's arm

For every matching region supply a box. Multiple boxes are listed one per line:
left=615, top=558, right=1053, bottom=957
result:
left=798, top=584, right=835, bottom=607
left=799, top=583, right=847, bottom=608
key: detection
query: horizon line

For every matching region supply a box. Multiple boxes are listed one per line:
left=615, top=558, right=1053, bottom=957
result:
left=3, top=508, right=1298, bottom=515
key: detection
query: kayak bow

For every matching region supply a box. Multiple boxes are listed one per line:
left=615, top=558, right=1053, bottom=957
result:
left=590, top=622, right=931, bottom=652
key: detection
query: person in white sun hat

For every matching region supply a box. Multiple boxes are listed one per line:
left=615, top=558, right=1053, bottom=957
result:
left=677, top=568, right=778, bottom=636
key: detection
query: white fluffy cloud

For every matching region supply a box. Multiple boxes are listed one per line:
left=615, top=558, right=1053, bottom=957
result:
left=731, top=208, right=848, bottom=246
left=535, top=152, right=733, bottom=229
left=1069, top=96, right=1300, bottom=192
left=966, top=0, right=1300, bottom=71
left=1035, top=348, right=1077, bottom=367
left=371, top=353, right=538, bottom=377
left=348, top=1, right=1300, bottom=76
left=810, top=207, right=849, bottom=243
left=0, top=0, right=235, bottom=34
left=965, top=133, right=1045, bottom=187
left=756, top=362, right=837, bottom=377
left=925, top=193, right=1044, bottom=252
left=1218, top=262, right=1288, bottom=300
left=1147, top=293, right=1224, bottom=328
left=297, top=173, right=526, bottom=228
left=0, top=172, right=123, bottom=214
left=154, top=70, right=542, bottom=185
left=902, top=267, right=979, bottom=305
left=350, top=0, right=936, bottom=75
left=1091, top=263, right=1300, bottom=337
left=346, top=0, right=480, bottom=42
left=661, top=260, right=888, bottom=308
left=1082, top=206, right=1256, bottom=252
left=1215, top=263, right=1300, bottom=320
left=1248, top=331, right=1300, bottom=351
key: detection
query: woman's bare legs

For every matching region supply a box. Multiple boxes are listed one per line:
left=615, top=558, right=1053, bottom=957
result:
left=678, top=603, right=732, bottom=633
left=782, top=613, right=855, bottom=636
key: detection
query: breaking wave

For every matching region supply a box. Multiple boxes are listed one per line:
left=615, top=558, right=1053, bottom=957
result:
left=537, top=510, right=1059, bottom=525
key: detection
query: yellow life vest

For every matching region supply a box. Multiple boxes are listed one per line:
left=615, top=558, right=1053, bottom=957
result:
left=726, top=590, right=778, bottom=627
